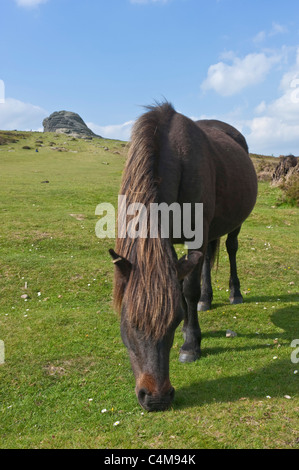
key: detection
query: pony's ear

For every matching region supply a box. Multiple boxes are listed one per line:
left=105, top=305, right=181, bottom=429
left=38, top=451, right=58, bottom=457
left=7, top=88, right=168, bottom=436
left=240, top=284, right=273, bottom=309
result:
left=176, top=251, right=203, bottom=280
left=109, top=249, right=132, bottom=282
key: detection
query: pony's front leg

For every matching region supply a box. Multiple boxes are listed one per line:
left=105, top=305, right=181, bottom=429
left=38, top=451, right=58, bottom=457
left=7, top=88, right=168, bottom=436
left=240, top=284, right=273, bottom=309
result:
left=179, top=258, right=204, bottom=363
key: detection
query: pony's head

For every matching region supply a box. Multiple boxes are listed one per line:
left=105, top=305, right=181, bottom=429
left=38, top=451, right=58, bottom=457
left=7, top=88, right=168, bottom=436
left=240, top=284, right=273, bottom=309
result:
left=109, top=248, right=201, bottom=411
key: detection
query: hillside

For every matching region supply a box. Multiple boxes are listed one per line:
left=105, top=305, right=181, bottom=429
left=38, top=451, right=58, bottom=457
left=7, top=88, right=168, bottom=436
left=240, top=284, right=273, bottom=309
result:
left=0, top=129, right=277, bottom=175
left=0, top=129, right=127, bottom=161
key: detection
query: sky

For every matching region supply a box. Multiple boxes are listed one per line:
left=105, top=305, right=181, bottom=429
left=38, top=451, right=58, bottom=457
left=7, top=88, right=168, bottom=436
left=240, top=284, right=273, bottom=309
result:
left=1, top=0, right=299, bottom=156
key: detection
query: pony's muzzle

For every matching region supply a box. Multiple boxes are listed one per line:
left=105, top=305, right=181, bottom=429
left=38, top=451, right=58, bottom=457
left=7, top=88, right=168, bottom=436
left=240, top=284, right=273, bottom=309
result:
left=137, top=386, right=175, bottom=412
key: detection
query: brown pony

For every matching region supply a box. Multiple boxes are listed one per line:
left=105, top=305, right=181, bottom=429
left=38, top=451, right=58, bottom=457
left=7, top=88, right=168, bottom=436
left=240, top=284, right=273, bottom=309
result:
left=109, top=102, right=257, bottom=411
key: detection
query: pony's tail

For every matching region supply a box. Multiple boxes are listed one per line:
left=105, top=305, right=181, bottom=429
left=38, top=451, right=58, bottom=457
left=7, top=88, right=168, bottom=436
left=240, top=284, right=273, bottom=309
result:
left=210, top=238, right=221, bottom=273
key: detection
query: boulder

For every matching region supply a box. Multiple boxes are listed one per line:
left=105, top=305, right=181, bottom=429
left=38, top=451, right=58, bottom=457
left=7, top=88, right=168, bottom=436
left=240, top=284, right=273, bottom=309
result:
left=43, top=111, right=101, bottom=139
left=272, top=154, right=298, bottom=183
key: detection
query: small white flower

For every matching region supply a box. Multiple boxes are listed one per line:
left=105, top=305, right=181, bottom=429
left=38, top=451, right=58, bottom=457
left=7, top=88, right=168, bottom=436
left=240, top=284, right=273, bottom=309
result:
left=101, top=408, right=107, bottom=413
left=266, top=395, right=271, bottom=399
left=88, top=398, right=93, bottom=402
left=294, top=370, right=298, bottom=374
left=273, top=356, right=278, bottom=360
left=113, top=421, right=120, bottom=426
left=37, top=292, right=41, bottom=297
left=284, top=395, right=291, bottom=399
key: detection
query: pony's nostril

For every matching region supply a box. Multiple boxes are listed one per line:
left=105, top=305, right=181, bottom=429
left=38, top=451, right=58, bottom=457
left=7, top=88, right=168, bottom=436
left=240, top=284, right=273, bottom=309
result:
left=138, top=388, right=150, bottom=405
left=138, top=386, right=175, bottom=411
left=169, top=387, right=175, bottom=401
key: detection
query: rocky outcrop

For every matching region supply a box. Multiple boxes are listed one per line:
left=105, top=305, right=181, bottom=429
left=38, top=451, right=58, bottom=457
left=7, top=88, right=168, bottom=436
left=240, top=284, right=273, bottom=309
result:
left=43, top=111, right=101, bottom=138
left=272, top=154, right=298, bottom=184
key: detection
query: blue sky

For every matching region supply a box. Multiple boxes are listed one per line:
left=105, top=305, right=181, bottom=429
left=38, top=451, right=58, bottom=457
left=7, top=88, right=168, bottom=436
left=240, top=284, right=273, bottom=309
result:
left=1, top=0, right=299, bottom=155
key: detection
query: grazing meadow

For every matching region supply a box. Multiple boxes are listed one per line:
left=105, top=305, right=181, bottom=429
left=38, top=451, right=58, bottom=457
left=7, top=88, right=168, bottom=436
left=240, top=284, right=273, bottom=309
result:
left=0, top=131, right=298, bottom=449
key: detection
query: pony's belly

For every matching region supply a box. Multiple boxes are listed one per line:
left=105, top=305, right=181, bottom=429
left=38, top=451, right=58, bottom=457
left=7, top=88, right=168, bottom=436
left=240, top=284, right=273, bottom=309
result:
left=208, top=207, right=253, bottom=240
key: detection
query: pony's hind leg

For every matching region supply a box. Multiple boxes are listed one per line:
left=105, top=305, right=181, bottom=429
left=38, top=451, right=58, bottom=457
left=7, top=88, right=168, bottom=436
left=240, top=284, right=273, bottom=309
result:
left=226, top=227, right=243, bottom=305
left=180, top=256, right=204, bottom=363
left=198, top=239, right=219, bottom=311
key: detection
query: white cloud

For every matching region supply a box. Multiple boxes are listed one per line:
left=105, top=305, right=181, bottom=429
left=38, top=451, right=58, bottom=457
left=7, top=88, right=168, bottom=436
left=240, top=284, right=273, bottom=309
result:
left=0, top=97, right=47, bottom=131
left=87, top=120, right=134, bottom=141
left=14, top=0, right=48, bottom=8
left=253, top=22, right=288, bottom=44
left=201, top=52, right=281, bottom=96
left=246, top=116, right=299, bottom=156
left=197, top=48, right=299, bottom=155
left=245, top=48, right=299, bottom=155
left=270, top=22, right=288, bottom=36
left=255, top=100, right=267, bottom=114
left=253, top=31, right=266, bottom=44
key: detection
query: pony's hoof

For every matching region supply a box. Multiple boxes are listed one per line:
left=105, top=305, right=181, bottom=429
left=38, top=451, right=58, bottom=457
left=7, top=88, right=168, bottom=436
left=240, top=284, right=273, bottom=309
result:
left=230, top=296, right=243, bottom=305
left=197, top=301, right=211, bottom=311
left=179, top=350, right=201, bottom=363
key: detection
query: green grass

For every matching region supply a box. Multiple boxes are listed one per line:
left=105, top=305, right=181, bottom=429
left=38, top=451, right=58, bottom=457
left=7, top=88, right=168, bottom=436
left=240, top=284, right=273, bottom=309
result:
left=0, top=132, right=298, bottom=449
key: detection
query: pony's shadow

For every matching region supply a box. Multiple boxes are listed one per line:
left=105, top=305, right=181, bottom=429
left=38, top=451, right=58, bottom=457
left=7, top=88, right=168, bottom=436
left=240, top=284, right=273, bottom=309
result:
left=242, top=293, right=298, bottom=304
left=174, top=303, right=298, bottom=410
left=210, top=292, right=298, bottom=308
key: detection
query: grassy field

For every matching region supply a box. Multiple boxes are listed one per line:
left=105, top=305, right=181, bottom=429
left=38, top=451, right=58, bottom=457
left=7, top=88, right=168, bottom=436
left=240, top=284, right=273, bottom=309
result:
left=0, top=131, right=298, bottom=449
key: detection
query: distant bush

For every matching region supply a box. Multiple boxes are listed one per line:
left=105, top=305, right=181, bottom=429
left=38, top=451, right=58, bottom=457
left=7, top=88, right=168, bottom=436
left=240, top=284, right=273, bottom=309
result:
left=278, top=164, right=299, bottom=206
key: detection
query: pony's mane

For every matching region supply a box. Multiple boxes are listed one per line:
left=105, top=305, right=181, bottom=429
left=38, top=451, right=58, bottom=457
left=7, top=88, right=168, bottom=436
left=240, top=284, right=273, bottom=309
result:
left=113, top=102, right=179, bottom=340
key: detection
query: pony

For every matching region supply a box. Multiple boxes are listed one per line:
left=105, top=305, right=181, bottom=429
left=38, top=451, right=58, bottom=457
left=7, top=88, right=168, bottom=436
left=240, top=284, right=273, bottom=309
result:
left=109, top=102, right=257, bottom=411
